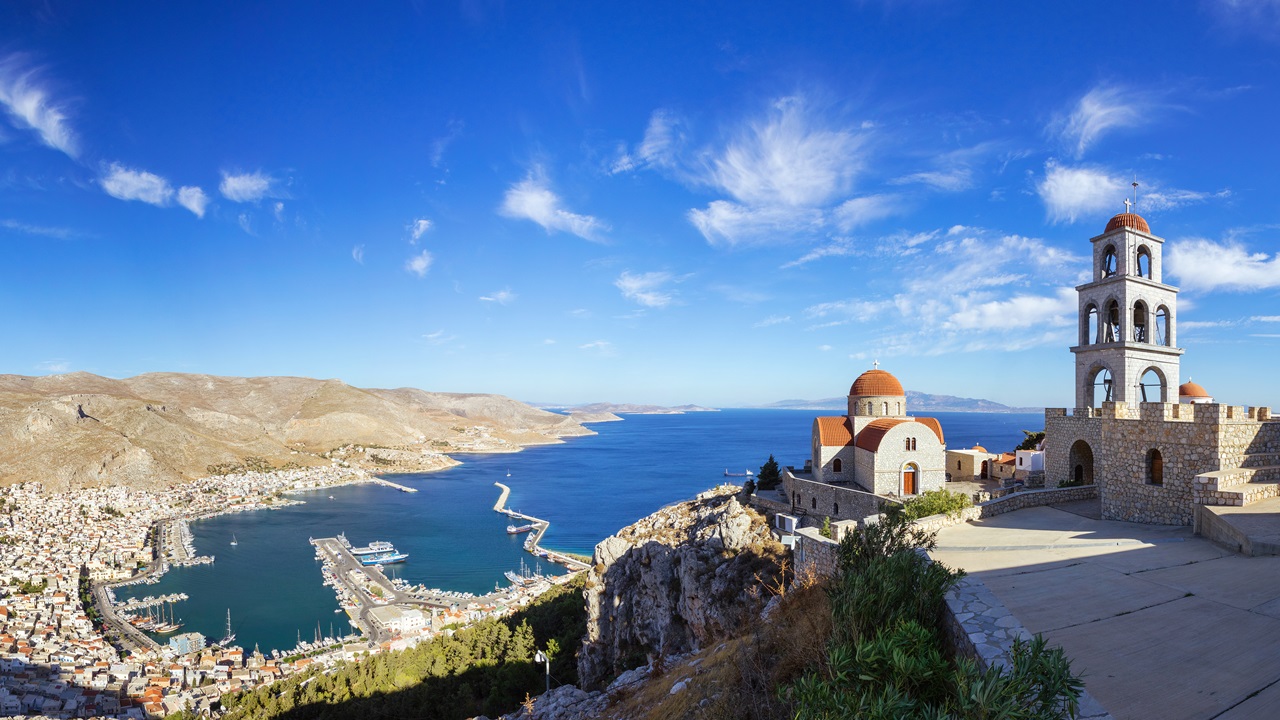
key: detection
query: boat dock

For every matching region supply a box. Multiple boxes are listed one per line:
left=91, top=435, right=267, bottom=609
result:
left=115, top=593, right=189, bottom=612
left=492, top=489, right=590, bottom=572
left=370, top=478, right=418, bottom=493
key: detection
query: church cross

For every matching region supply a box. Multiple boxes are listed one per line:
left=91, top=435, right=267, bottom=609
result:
left=873, top=359, right=880, bottom=370
left=1124, top=198, right=1132, bottom=213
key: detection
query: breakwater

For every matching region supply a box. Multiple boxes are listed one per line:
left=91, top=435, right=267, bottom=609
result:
left=493, top=485, right=590, bottom=572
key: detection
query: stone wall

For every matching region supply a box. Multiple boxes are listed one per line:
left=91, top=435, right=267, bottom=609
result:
left=782, top=470, right=892, bottom=524
left=1045, top=402, right=1278, bottom=526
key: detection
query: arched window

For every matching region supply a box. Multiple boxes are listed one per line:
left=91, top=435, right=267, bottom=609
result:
left=883, top=401, right=889, bottom=415
left=833, top=502, right=839, bottom=515
left=905, top=438, right=911, bottom=451
left=1090, top=367, right=1114, bottom=406
left=866, top=402, right=873, bottom=414
left=1148, top=449, right=1164, bottom=485
left=1103, top=245, right=1118, bottom=277
left=811, top=497, right=817, bottom=510
left=1136, top=246, right=1152, bottom=278
left=1133, top=301, right=1149, bottom=343
left=896, top=402, right=902, bottom=415
left=1103, top=301, right=1121, bottom=343
left=957, top=460, right=961, bottom=470
left=1084, top=304, right=1099, bottom=345
left=832, top=458, right=842, bottom=473
left=1155, top=306, right=1170, bottom=347
left=1139, top=368, right=1166, bottom=403
left=911, top=438, right=917, bottom=450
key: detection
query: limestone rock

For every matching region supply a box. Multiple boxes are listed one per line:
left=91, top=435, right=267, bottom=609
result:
left=577, top=485, right=784, bottom=689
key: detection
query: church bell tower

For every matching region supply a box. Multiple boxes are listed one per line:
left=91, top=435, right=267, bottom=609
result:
left=1070, top=209, right=1184, bottom=408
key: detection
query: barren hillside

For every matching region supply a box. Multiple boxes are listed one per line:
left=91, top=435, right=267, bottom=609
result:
left=0, top=372, right=591, bottom=491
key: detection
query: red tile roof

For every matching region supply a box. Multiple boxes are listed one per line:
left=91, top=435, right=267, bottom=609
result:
left=915, top=417, right=945, bottom=445
left=814, top=416, right=854, bottom=447
left=850, top=369, right=905, bottom=397
left=854, top=418, right=909, bottom=451
left=1105, top=212, right=1150, bottom=234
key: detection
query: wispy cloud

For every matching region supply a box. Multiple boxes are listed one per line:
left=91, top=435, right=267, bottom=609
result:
left=782, top=230, right=936, bottom=270
left=430, top=119, right=464, bottom=167
left=615, top=270, right=679, bottom=308
left=832, top=194, right=901, bottom=231
left=500, top=166, right=608, bottom=241
left=352, top=244, right=365, bottom=264
left=479, top=289, right=516, bottom=305
left=1051, top=84, right=1163, bottom=158
left=100, top=163, right=174, bottom=206
left=237, top=213, right=253, bottom=235
left=219, top=170, right=275, bottom=202
left=1167, top=238, right=1280, bottom=292
left=754, top=314, right=792, bottom=328
left=688, top=201, right=824, bottom=246
left=578, top=340, right=615, bottom=355
left=405, top=250, right=434, bottom=278
left=1, top=218, right=74, bottom=238
left=1139, top=187, right=1231, bottom=212
left=944, top=288, right=1076, bottom=330
left=1037, top=161, right=1126, bottom=223
left=1252, top=315, right=1280, bottom=322
left=36, top=359, right=71, bottom=373
left=174, top=186, right=208, bottom=218
left=423, top=330, right=456, bottom=346
left=409, top=218, right=432, bottom=242
left=0, top=54, right=78, bottom=157
left=612, top=109, right=687, bottom=173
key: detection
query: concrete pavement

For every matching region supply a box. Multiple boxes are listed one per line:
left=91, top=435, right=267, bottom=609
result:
left=929, top=501, right=1280, bottom=720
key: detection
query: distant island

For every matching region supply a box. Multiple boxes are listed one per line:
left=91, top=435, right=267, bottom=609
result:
left=534, top=402, right=719, bottom=418
left=761, top=390, right=1042, bottom=414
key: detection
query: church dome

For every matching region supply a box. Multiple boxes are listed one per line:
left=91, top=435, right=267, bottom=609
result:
left=971, top=445, right=987, bottom=453
left=1179, top=380, right=1210, bottom=398
left=1105, top=212, right=1150, bottom=234
left=850, top=369, right=904, bottom=397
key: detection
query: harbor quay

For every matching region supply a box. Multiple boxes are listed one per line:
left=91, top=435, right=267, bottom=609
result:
left=493, top=482, right=591, bottom=572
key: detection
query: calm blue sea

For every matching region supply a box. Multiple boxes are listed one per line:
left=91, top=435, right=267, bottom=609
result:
left=117, top=409, right=1042, bottom=654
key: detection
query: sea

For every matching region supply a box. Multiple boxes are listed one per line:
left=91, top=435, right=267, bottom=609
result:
left=116, top=409, right=1043, bottom=654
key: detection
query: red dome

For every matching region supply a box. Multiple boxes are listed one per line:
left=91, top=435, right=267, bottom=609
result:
left=1105, top=212, right=1150, bottom=234
left=850, top=369, right=905, bottom=397
left=1179, top=381, right=1210, bottom=398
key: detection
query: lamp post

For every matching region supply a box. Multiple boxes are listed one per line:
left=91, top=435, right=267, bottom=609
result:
left=534, top=650, right=550, bottom=693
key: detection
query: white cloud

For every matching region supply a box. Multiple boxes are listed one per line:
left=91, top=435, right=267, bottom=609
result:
left=612, top=109, right=688, bottom=174
left=0, top=55, right=77, bottom=157
left=543, top=338, right=556, bottom=345
left=1052, top=84, right=1160, bottom=158
left=688, top=200, right=823, bottom=246
left=944, top=288, right=1076, bottom=330
left=177, top=186, right=209, bottom=217
left=410, top=218, right=432, bottom=242
left=804, top=299, right=893, bottom=326
left=1167, top=238, right=1280, bottom=292
left=708, top=96, right=866, bottom=207
left=615, top=270, right=678, bottom=308
left=237, top=213, right=253, bottom=235
left=100, top=163, right=174, bottom=206
left=500, top=167, right=608, bottom=241
left=754, top=314, right=791, bottom=328
left=219, top=170, right=274, bottom=202
left=833, top=194, right=901, bottom=231
left=893, top=169, right=973, bottom=192
left=405, top=250, right=434, bottom=277
left=817, top=344, right=833, bottom=351
left=1139, top=187, right=1231, bottom=212
left=430, top=119, right=464, bottom=167
left=423, top=330, right=456, bottom=345
left=0, top=219, right=73, bottom=238
left=578, top=340, right=614, bottom=355
left=352, top=244, right=365, bottom=264
left=479, top=289, right=516, bottom=305
left=273, top=201, right=285, bottom=222
left=1037, top=161, right=1126, bottom=223
left=36, top=359, right=71, bottom=373
left=1252, top=315, right=1280, bottom=322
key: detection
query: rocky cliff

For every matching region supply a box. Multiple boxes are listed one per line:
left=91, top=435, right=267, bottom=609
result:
left=0, top=372, right=592, bottom=491
left=576, top=485, right=785, bottom=690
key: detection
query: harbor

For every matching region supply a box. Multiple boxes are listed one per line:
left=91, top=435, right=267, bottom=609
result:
left=493, top=482, right=591, bottom=572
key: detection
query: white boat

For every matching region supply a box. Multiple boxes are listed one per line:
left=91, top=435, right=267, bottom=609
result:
left=506, top=469, right=511, bottom=477
left=219, top=608, right=236, bottom=646
left=723, top=469, right=755, bottom=477
left=230, top=534, right=238, bottom=547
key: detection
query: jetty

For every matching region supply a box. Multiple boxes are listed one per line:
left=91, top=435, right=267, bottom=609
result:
left=370, top=478, right=418, bottom=493
left=115, top=593, right=189, bottom=612
left=492, top=488, right=590, bottom=572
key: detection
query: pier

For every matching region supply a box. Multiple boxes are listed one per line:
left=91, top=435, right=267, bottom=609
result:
left=370, top=477, right=418, bottom=493
left=492, top=489, right=590, bottom=572
left=115, top=593, right=189, bottom=612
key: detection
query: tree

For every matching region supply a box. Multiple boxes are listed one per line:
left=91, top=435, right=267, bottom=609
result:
left=1016, top=430, right=1046, bottom=452
left=757, top=454, right=781, bottom=490
left=742, top=478, right=756, bottom=496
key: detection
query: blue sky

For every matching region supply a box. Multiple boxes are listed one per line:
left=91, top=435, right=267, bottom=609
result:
left=2, top=2, right=1279, bottom=408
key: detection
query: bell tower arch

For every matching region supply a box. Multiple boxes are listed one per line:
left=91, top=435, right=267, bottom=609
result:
left=1071, top=211, right=1184, bottom=408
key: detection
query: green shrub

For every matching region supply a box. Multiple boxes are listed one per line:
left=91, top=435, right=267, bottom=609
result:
left=896, top=489, right=973, bottom=522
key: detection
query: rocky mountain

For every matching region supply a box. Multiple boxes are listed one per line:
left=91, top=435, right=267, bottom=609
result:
left=577, top=485, right=785, bottom=690
left=0, top=372, right=592, bottom=491
left=763, top=390, right=1042, bottom=413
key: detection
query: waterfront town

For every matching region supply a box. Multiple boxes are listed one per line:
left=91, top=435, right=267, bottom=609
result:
left=0, top=467, right=573, bottom=718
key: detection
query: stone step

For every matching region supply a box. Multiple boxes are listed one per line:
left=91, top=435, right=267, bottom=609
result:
left=1241, top=453, right=1280, bottom=469
left=1216, top=472, right=1280, bottom=507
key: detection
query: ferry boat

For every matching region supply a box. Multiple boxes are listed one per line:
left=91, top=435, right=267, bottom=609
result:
left=360, top=551, right=409, bottom=565
left=507, top=524, right=535, bottom=534
left=723, top=468, right=755, bottom=477
left=350, top=540, right=395, bottom=556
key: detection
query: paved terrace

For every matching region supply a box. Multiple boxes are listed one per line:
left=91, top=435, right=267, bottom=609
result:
left=929, top=500, right=1280, bottom=720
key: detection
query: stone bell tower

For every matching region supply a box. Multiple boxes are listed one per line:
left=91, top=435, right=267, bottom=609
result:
left=1070, top=209, right=1184, bottom=408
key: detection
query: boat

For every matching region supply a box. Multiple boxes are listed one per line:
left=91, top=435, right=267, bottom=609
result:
left=723, top=469, right=755, bottom=477
left=350, top=540, right=395, bottom=556
left=507, top=524, right=534, bottom=534
left=506, top=469, right=511, bottom=477
left=219, top=608, right=236, bottom=646
left=360, top=551, right=409, bottom=565
left=328, top=495, right=335, bottom=500
left=230, top=534, right=238, bottom=546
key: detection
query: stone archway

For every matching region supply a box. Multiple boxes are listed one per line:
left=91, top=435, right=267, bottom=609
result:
left=1069, top=439, right=1095, bottom=485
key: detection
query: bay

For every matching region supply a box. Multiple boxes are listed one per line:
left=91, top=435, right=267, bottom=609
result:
left=118, top=409, right=1043, bottom=654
